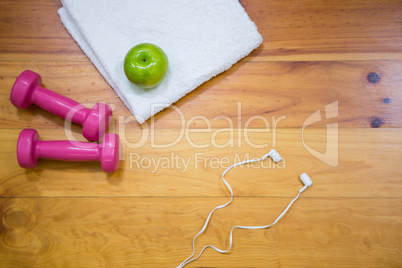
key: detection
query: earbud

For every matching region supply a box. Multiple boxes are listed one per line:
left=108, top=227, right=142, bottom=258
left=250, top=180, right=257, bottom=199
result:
left=269, top=149, right=281, bottom=163
left=299, top=173, right=312, bottom=193
left=262, top=149, right=282, bottom=163
left=300, top=173, right=312, bottom=187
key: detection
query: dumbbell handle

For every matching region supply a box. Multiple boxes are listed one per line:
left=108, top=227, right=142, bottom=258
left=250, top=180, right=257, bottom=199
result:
left=32, top=86, right=89, bottom=124
left=35, top=140, right=100, bottom=162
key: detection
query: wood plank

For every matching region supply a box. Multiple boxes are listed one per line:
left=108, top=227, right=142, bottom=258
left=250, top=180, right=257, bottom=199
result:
left=242, top=0, right=402, bottom=61
left=1, top=0, right=401, bottom=62
left=1, top=128, right=401, bottom=198
left=1, top=61, right=401, bottom=129
left=0, top=197, right=401, bottom=267
left=0, top=1, right=80, bottom=57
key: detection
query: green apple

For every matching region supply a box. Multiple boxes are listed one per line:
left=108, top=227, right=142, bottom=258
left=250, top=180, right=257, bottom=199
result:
left=123, top=43, right=169, bottom=89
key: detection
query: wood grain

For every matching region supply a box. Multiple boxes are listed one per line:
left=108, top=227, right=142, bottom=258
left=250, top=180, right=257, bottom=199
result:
left=0, top=0, right=401, bottom=267
left=1, top=0, right=401, bottom=62
left=0, top=197, right=401, bottom=267
left=0, top=128, right=401, bottom=198
left=242, top=0, right=402, bottom=61
left=0, top=60, right=401, bottom=129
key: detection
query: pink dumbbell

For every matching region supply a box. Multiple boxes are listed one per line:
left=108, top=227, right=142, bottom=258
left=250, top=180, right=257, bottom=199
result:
left=10, top=70, right=112, bottom=141
left=17, top=129, right=120, bottom=173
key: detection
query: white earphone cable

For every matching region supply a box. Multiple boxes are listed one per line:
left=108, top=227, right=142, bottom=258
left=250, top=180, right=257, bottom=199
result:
left=177, top=150, right=309, bottom=268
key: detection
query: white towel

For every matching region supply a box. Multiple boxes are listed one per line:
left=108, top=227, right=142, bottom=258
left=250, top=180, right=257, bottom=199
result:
left=58, top=0, right=263, bottom=124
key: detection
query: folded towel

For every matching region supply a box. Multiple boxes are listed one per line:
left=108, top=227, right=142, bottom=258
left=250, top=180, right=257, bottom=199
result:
left=58, top=0, right=262, bottom=124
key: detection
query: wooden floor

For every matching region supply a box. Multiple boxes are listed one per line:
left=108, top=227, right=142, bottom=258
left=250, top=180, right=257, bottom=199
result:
left=1, top=0, right=401, bottom=267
